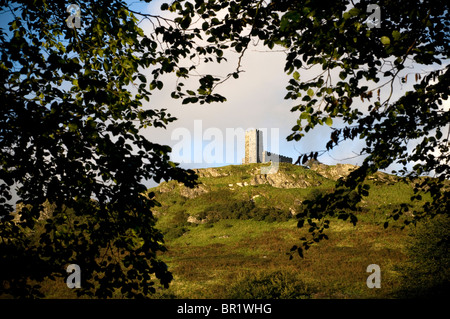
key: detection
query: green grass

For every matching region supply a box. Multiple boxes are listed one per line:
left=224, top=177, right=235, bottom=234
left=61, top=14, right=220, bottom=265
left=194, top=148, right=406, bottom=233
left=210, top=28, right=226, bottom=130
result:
left=154, top=218, right=407, bottom=299
left=31, top=163, right=442, bottom=299
left=168, top=219, right=295, bottom=247
left=147, top=163, right=419, bottom=299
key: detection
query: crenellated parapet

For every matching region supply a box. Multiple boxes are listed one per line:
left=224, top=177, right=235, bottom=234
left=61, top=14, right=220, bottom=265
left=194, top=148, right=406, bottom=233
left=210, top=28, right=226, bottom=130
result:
left=262, top=151, right=292, bottom=164
left=242, top=129, right=292, bottom=164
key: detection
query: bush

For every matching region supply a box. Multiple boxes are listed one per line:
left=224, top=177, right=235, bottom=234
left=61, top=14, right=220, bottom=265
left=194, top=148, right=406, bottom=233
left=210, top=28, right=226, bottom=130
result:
left=171, top=210, right=190, bottom=226
left=304, top=188, right=326, bottom=202
left=228, top=270, right=315, bottom=299
left=163, top=226, right=189, bottom=240
left=396, top=214, right=450, bottom=298
left=226, top=201, right=256, bottom=220
left=161, top=210, right=190, bottom=240
left=251, top=207, right=291, bottom=222
left=200, top=201, right=292, bottom=223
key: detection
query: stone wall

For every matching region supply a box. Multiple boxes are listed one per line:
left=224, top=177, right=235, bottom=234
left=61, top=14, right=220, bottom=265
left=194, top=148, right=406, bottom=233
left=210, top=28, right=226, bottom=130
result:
left=243, top=129, right=263, bottom=164
left=243, top=129, right=292, bottom=164
left=262, top=151, right=292, bottom=164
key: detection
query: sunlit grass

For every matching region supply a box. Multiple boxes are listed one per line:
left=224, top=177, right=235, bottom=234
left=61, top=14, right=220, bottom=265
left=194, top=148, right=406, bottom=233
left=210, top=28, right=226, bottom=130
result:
left=156, top=217, right=408, bottom=299
left=34, top=163, right=426, bottom=298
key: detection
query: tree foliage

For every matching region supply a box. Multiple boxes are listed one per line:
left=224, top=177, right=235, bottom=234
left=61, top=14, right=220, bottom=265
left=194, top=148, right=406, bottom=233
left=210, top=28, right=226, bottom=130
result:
left=397, top=214, right=450, bottom=298
left=161, top=0, right=449, bottom=257
left=1, top=0, right=449, bottom=298
left=0, top=0, right=200, bottom=298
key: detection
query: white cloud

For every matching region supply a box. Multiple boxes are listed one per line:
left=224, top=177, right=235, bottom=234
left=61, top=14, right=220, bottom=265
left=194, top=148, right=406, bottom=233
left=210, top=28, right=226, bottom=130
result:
left=133, top=0, right=449, bottom=182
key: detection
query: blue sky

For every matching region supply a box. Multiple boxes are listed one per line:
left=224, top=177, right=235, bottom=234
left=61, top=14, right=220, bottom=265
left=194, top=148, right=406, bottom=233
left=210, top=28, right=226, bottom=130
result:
left=132, top=0, right=449, bottom=179
left=134, top=0, right=370, bottom=173
left=2, top=0, right=449, bottom=199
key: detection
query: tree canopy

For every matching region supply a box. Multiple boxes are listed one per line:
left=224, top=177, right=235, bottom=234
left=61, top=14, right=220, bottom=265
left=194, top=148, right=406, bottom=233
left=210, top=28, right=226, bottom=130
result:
left=0, top=0, right=199, bottom=298
left=159, top=0, right=449, bottom=256
left=1, top=0, right=449, bottom=298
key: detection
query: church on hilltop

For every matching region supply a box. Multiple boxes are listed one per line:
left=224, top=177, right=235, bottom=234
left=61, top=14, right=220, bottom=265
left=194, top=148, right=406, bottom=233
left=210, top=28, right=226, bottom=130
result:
left=242, top=129, right=293, bottom=164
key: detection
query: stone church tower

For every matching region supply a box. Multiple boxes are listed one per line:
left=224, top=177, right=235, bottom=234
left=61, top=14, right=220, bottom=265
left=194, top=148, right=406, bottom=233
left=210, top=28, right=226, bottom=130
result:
left=242, top=129, right=293, bottom=164
left=244, top=129, right=264, bottom=164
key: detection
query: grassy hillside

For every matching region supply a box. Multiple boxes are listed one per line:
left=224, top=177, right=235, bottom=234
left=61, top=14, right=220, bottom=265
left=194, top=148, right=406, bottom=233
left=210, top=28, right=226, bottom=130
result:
left=27, top=162, right=448, bottom=298
left=145, top=162, right=436, bottom=299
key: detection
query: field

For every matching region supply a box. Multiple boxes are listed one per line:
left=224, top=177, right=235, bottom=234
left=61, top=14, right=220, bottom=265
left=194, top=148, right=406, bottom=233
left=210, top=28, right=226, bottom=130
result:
left=146, top=163, right=423, bottom=299
left=152, top=218, right=408, bottom=299
left=31, top=163, right=448, bottom=299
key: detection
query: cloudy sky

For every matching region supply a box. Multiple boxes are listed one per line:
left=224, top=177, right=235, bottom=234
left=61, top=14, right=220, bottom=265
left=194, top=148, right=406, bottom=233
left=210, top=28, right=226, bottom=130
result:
left=131, top=0, right=449, bottom=186
left=3, top=1, right=448, bottom=198
left=132, top=0, right=371, bottom=178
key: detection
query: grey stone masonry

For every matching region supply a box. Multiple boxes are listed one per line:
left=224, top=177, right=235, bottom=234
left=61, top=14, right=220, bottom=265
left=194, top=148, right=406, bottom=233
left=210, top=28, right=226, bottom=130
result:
left=242, top=129, right=292, bottom=164
left=244, top=129, right=263, bottom=163
left=262, top=151, right=292, bottom=164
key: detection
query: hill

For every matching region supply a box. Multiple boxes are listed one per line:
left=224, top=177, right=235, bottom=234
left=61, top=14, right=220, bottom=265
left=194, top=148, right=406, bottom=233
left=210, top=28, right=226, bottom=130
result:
left=146, top=162, right=425, bottom=299
left=151, top=162, right=406, bottom=228
left=17, top=162, right=447, bottom=298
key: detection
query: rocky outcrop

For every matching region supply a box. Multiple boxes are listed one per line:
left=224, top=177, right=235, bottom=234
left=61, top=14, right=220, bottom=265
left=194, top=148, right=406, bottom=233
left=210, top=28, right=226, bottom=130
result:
left=192, top=168, right=229, bottom=178
left=187, top=215, right=208, bottom=224
left=249, top=171, right=320, bottom=189
left=157, top=179, right=210, bottom=199
left=158, top=181, right=177, bottom=193
left=308, top=162, right=399, bottom=183
left=155, top=162, right=370, bottom=196
left=179, top=184, right=209, bottom=198
left=308, top=163, right=357, bottom=180
left=13, top=200, right=56, bottom=222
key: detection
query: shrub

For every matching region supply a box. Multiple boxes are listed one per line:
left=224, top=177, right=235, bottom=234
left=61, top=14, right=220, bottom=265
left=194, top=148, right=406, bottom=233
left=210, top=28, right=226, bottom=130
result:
left=171, top=210, right=190, bottom=226
left=228, top=270, right=315, bottom=299
left=163, top=226, right=189, bottom=240
left=199, top=201, right=292, bottom=223
left=396, top=214, right=450, bottom=298
left=227, top=201, right=256, bottom=219
left=161, top=210, right=190, bottom=240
